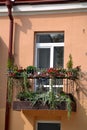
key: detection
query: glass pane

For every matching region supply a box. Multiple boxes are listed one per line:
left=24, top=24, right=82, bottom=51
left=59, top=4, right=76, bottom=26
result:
left=38, top=123, right=60, bottom=130
left=36, top=33, right=64, bottom=43
left=36, top=78, right=49, bottom=92
left=54, top=47, right=64, bottom=68
left=37, top=48, right=50, bottom=68
left=36, top=48, right=50, bottom=92
left=53, top=47, right=64, bottom=86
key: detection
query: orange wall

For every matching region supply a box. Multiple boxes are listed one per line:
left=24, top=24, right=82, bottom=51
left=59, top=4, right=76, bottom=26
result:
left=0, top=17, right=9, bottom=130
left=13, top=13, right=87, bottom=70
left=0, top=12, right=87, bottom=130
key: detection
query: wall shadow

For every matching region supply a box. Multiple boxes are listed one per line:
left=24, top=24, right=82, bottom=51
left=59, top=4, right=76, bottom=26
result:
left=0, top=37, right=8, bottom=130
left=73, top=72, right=87, bottom=129
left=75, top=72, right=87, bottom=100
left=21, top=110, right=35, bottom=130
left=0, top=37, right=8, bottom=108
left=13, top=17, right=32, bottom=67
left=73, top=100, right=87, bottom=130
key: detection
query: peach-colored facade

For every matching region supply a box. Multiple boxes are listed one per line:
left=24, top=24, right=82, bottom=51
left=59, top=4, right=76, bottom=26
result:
left=0, top=4, right=87, bottom=130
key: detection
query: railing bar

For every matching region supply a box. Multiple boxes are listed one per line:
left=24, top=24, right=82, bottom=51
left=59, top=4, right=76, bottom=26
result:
left=63, top=79, right=65, bottom=92
left=66, top=78, right=68, bottom=93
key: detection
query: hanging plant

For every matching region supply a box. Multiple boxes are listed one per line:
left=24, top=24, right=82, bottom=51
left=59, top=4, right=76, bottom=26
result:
left=7, top=77, right=14, bottom=103
left=7, top=56, right=14, bottom=71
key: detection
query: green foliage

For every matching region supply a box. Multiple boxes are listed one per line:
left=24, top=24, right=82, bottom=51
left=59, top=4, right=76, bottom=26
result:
left=17, top=90, right=72, bottom=118
left=17, top=91, right=35, bottom=101
left=22, top=71, right=29, bottom=92
left=7, top=71, right=31, bottom=103
left=7, top=57, right=14, bottom=70
left=7, top=77, right=14, bottom=103
left=7, top=64, right=78, bottom=118
left=66, top=97, right=72, bottom=118
left=66, top=54, right=73, bottom=69
left=26, top=66, right=36, bottom=74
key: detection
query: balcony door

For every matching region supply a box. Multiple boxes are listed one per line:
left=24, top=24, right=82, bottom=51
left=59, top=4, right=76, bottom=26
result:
left=35, top=32, right=64, bottom=91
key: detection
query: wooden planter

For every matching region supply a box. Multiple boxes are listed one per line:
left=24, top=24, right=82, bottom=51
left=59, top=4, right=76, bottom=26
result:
left=13, top=100, right=76, bottom=111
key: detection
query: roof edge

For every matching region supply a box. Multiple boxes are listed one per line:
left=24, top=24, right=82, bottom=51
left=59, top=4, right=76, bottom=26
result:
left=1, top=2, right=87, bottom=16
left=0, top=0, right=87, bottom=6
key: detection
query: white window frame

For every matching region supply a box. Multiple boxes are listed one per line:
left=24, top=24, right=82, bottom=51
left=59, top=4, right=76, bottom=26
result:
left=35, top=42, right=64, bottom=68
left=35, top=33, right=64, bottom=89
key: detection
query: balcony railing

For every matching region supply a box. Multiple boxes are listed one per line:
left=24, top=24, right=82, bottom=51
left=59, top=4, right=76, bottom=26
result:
left=7, top=66, right=80, bottom=116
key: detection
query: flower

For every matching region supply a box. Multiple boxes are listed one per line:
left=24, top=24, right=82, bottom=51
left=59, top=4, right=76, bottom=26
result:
left=47, top=68, right=65, bottom=77
left=47, top=68, right=57, bottom=74
left=8, top=66, right=80, bottom=79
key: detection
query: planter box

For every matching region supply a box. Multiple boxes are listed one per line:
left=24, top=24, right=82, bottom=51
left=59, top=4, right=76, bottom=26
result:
left=13, top=100, right=76, bottom=111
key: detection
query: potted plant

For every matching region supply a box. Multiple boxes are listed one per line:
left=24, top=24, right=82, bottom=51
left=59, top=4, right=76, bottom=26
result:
left=66, top=54, right=73, bottom=77
left=26, top=66, right=36, bottom=75
left=66, top=54, right=73, bottom=70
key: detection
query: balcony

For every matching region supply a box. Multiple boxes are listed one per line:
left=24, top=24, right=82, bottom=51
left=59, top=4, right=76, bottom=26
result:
left=7, top=66, right=80, bottom=116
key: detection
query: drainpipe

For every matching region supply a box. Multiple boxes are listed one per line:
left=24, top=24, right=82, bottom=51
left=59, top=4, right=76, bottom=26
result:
left=6, top=0, right=14, bottom=58
left=5, top=1, right=14, bottom=130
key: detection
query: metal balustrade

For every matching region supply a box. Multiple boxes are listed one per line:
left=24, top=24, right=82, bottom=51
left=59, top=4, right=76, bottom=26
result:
left=7, top=76, right=77, bottom=112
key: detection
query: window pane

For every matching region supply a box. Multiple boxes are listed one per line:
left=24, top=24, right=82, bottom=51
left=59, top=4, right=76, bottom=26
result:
left=38, top=123, right=60, bottom=130
left=37, top=48, right=50, bottom=68
left=36, top=33, right=64, bottom=43
left=53, top=47, right=64, bottom=87
left=54, top=47, right=64, bottom=68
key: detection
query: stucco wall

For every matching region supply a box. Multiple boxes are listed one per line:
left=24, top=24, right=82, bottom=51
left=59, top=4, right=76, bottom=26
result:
left=13, top=13, right=87, bottom=69
left=0, top=12, right=87, bottom=130
left=0, top=17, right=9, bottom=130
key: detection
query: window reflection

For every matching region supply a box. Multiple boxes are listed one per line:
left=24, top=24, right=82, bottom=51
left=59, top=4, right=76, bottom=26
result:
left=36, top=33, right=64, bottom=43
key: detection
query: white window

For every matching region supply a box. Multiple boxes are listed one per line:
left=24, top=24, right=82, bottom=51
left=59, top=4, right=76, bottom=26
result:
left=35, top=32, right=64, bottom=68
left=35, top=32, right=64, bottom=91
